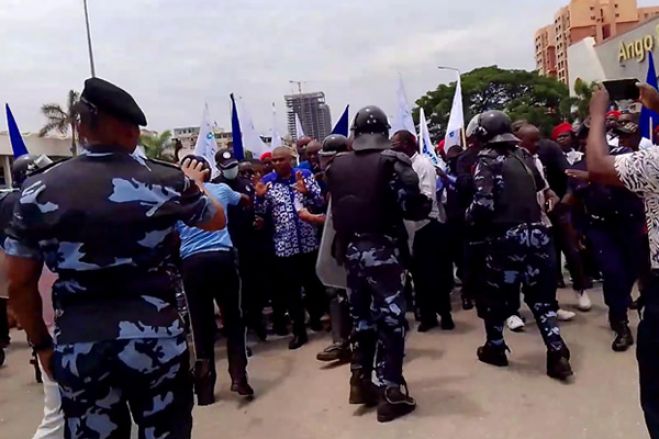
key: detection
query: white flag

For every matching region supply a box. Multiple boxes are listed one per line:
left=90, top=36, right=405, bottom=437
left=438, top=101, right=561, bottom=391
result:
left=295, top=113, right=305, bottom=139
left=419, top=108, right=446, bottom=171
left=271, top=103, right=282, bottom=149
left=391, top=75, right=417, bottom=136
left=444, top=75, right=464, bottom=149
left=193, top=103, right=218, bottom=177
left=238, top=98, right=269, bottom=158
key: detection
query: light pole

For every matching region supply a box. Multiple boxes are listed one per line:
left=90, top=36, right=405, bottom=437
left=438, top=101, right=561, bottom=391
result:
left=83, top=0, right=96, bottom=77
left=437, top=66, right=466, bottom=147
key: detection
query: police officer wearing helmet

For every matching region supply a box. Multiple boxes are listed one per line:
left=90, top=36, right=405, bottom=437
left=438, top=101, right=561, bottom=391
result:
left=213, top=148, right=268, bottom=341
left=313, top=134, right=353, bottom=364
left=6, top=77, right=226, bottom=438
left=467, top=110, right=573, bottom=381
left=326, top=106, right=430, bottom=422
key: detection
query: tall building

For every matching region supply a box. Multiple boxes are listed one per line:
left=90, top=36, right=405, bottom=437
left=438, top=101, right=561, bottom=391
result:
left=285, top=92, right=332, bottom=141
left=535, top=0, right=659, bottom=85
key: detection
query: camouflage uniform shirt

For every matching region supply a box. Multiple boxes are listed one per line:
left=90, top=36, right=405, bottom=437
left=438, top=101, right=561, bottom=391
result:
left=4, top=148, right=216, bottom=344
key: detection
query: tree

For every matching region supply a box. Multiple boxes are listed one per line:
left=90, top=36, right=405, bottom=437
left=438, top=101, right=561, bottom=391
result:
left=140, top=130, right=173, bottom=160
left=415, top=66, right=573, bottom=140
left=39, top=90, right=80, bottom=155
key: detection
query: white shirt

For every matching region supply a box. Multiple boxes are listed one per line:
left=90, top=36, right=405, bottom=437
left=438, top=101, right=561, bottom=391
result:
left=533, top=155, right=552, bottom=228
left=614, top=148, right=659, bottom=268
left=410, top=153, right=444, bottom=229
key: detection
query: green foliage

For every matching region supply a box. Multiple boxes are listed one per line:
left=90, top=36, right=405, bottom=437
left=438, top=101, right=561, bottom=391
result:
left=39, top=90, right=80, bottom=155
left=140, top=130, right=173, bottom=160
left=415, top=66, right=573, bottom=140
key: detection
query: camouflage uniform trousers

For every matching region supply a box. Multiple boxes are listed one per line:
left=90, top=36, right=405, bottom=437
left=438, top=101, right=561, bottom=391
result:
left=480, top=223, right=566, bottom=352
left=344, top=236, right=407, bottom=387
left=54, top=334, right=193, bottom=439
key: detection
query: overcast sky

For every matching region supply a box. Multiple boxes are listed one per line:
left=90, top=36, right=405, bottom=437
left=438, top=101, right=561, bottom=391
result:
left=1, top=0, right=657, bottom=135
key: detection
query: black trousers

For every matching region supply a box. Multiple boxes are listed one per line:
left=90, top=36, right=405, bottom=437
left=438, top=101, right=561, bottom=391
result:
left=637, top=273, right=659, bottom=438
left=181, top=250, right=247, bottom=383
left=551, top=212, right=588, bottom=290
left=412, top=220, right=454, bottom=323
left=237, top=246, right=267, bottom=331
left=274, top=252, right=328, bottom=335
left=0, top=298, right=9, bottom=345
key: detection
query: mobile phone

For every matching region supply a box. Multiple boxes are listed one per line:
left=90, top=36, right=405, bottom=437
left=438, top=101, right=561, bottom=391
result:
left=602, top=78, right=640, bottom=101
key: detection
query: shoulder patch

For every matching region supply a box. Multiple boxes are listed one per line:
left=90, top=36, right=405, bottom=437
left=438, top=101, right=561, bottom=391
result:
left=27, top=157, right=70, bottom=178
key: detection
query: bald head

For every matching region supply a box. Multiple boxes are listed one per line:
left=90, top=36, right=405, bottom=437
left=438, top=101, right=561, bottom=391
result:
left=272, top=146, right=294, bottom=178
left=517, top=124, right=540, bottom=154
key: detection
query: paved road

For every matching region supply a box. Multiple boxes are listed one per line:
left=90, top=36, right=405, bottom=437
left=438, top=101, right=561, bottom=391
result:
left=0, top=288, right=649, bottom=438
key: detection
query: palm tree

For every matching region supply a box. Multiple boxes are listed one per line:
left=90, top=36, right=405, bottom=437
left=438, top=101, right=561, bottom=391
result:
left=140, top=130, right=173, bottom=160
left=39, top=90, right=80, bottom=155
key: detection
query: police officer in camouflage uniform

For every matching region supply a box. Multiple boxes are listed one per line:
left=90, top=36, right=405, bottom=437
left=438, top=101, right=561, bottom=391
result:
left=466, top=110, right=573, bottom=381
left=6, top=77, right=226, bottom=439
left=326, top=106, right=430, bottom=423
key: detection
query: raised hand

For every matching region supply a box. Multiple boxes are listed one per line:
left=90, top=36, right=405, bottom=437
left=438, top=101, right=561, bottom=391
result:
left=294, top=171, right=308, bottom=195
left=181, top=158, right=209, bottom=186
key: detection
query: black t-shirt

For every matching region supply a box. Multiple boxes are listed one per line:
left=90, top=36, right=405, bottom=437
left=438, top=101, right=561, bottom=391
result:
left=537, top=139, right=569, bottom=197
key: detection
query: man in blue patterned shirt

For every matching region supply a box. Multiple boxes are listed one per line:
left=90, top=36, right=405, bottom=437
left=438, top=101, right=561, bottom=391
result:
left=254, top=146, right=327, bottom=349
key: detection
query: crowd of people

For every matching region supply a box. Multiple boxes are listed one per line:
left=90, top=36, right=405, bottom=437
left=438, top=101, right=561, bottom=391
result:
left=3, top=76, right=659, bottom=437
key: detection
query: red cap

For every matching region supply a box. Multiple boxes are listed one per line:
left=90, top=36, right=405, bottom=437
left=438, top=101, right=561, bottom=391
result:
left=551, top=122, right=573, bottom=141
left=260, top=151, right=272, bottom=161
left=606, top=110, right=622, bottom=120
left=437, top=139, right=446, bottom=155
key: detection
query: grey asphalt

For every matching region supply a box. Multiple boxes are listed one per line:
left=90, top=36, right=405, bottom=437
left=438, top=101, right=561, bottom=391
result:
left=0, top=288, right=649, bottom=438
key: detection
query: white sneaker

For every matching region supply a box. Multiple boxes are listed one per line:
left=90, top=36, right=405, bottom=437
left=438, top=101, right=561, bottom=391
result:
left=575, top=290, right=592, bottom=311
left=557, top=309, right=576, bottom=321
left=506, top=315, right=525, bottom=332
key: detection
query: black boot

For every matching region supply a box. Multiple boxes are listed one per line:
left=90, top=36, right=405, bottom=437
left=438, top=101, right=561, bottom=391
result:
left=316, top=342, right=351, bottom=362
left=377, top=384, right=416, bottom=423
left=417, top=319, right=439, bottom=333
left=193, top=359, right=216, bottom=406
left=477, top=343, right=509, bottom=367
left=349, top=370, right=379, bottom=406
left=461, top=293, right=474, bottom=310
left=546, top=347, right=573, bottom=381
left=440, top=313, right=455, bottom=331
left=612, top=321, right=634, bottom=352
left=231, top=376, right=255, bottom=397
left=288, top=332, right=308, bottom=350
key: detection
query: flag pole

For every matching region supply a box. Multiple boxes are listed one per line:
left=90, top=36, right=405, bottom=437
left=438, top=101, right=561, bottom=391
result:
left=83, top=0, right=96, bottom=77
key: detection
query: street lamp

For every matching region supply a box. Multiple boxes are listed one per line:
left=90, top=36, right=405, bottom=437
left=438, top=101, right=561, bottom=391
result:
left=437, top=65, right=461, bottom=75
left=83, top=0, right=96, bottom=77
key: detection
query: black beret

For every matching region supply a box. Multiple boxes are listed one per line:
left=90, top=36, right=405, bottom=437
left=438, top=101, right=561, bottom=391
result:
left=80, top=77, right=147, bottom=126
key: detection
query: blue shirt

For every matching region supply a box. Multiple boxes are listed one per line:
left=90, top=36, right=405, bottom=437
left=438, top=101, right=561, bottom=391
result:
left=177, top=182, right=242, bottom=259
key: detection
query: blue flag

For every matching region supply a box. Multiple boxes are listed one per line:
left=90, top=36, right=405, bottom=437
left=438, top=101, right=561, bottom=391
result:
left=5, top=104, right=28, bottom=158
left=230, top=94, right=244, bottom=160
left=640, top=51, right=659, bottom=140
left=331, top=105, right=349, bottom=136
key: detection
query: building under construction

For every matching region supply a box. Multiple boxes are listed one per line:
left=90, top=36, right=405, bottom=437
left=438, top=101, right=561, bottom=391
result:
left=285, top=91, right=332, bottom=141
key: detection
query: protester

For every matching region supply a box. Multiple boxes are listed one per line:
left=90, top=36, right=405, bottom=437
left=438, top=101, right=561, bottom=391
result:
left=550, top=122, right=593, bottom=311
left=259, top=151, right=273, bottom=174
left=298, top=140, right=322, bottom=173
left=326, top=106, right=431, bottom=422
left=584, top=84, right=659, bottom=437
left=392, top=130, right=455, bottom=332
left=515, top=123, right=577, bottom=323
left=6, top=77, right=226, bottom=438
left=467, top=110, right=573, bottom=381
left=254, top=146, right=327, bottom=349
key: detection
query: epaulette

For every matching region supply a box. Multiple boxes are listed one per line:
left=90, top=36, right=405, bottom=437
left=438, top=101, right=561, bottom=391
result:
left=476, top=148, right=499, bottom=159
left=27, top=157, right=69, bottom=177
left=381, top=149, right=412, bottom=165
left=145, top=157, right=181, bottom=169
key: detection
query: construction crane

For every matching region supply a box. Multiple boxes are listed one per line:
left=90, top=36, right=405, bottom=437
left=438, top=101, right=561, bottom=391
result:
left=289, top=80, right=308, bottom=94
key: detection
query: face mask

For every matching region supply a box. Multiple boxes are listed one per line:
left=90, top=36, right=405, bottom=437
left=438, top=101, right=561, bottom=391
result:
left=223, top=166, right=239, bottom=180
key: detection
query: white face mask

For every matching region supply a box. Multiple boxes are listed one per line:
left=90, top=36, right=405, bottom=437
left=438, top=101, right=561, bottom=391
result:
left=223, top=166, right=239, bottom=180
